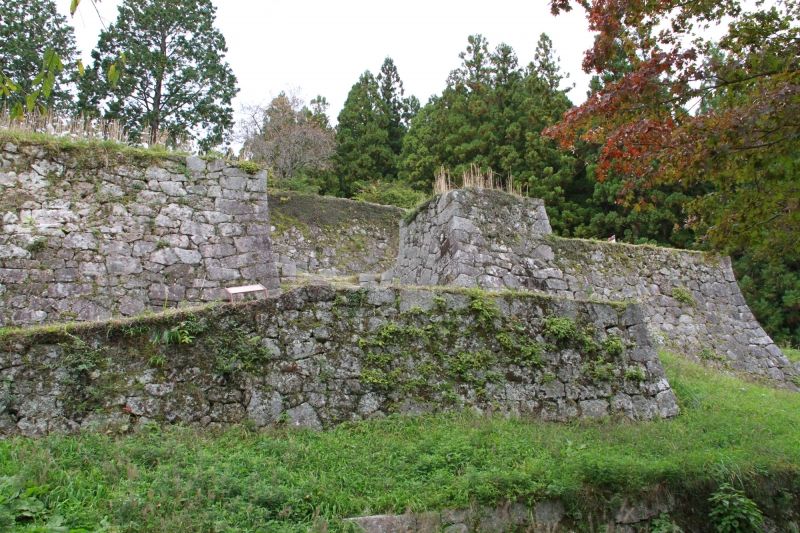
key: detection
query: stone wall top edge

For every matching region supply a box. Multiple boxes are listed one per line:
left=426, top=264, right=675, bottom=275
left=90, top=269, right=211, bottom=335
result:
left=544, top=234, right=722, bottom=261
left=391, top=284, right=633, bottom=308
left=0, top=132, right=255, bottom=172
left=0, top=284, right=638, bottom=347
left=268, top=189, right=406, bottom=215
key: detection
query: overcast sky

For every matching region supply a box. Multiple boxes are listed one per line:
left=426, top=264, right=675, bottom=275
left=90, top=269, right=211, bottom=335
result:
left=57, top=0, right=595, bottom=125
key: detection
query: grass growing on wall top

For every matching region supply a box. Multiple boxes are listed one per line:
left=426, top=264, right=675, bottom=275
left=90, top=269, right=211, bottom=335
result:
left=0, top=129, right=186, bottom=163
left=2, top=352, right=800, bottom=531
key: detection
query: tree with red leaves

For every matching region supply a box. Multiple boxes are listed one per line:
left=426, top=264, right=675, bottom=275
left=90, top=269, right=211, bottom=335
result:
left=546, top=0, right=800, bottom=344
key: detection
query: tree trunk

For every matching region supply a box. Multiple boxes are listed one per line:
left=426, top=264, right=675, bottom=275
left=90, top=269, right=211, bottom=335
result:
left=150, top=31, right=168, bottom=145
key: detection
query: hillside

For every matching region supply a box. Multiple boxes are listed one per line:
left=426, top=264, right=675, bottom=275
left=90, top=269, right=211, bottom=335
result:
left=1, top=353, right=799, bottom=531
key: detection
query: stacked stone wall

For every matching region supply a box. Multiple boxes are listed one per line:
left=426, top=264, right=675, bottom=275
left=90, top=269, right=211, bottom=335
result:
left=0, top=283, right=678, bottom=436
left=392, top=189, right=798, bottom=387
left=269, top=191, right=403, bottom=277
left=0, top=140, right=279, bottom=326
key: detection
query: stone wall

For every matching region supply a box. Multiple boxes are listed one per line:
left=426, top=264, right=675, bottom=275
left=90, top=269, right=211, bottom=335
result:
left=0, top=139, right=279, bottom=327
left=390, top=189, right=799, bottom=388
left=269, top=191, right=403, bottom=278
left=0, top=283, right=678, bottom=437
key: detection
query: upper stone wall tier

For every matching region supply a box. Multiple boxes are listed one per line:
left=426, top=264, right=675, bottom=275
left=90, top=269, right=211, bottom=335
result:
left=0, top=283, right=678, bottom=437
left=391, top=188, right=798, bottom=389
left=0, top=139, right=279, bottom=327
left=269, top=191, right=404, bottom=278
left=393, top=189, right=552, bottom=286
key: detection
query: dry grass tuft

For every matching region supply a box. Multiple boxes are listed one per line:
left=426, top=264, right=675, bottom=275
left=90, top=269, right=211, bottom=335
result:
left=433, top=163, right=526, bottom=196
left=0, top=109, right=183, bottom=148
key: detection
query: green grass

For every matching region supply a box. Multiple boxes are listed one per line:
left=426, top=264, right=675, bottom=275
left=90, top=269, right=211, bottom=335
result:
left=1, top=352, right=799, bottom=532
left=783, top=346, right=800, bottom=363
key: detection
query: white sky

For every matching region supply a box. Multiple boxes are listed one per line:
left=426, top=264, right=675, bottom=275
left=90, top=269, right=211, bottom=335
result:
left=57, top=0, right=596, bottom=125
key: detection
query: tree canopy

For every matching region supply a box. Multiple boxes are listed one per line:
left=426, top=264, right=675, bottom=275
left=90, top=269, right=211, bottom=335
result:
left=239, top=93, right=335, bottom=189
left=334, top=59, right=418, bottom=196
left=0, top=0, right=77, bottom=113
left=399, top=34, right=580, bottom=231
left=77, top=0, right=238, bottom=149
left=545, top=0, right=800, bottom=343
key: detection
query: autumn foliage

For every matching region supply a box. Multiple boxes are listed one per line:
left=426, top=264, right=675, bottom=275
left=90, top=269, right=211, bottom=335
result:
left=544, top=0, right=799, bottom=256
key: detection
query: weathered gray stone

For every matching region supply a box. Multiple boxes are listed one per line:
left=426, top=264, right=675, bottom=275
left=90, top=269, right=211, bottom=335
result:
left=286, top=402, right=322, bottom=430
left=186, top=156, right=206, bottom=172
left=389, top=188, right=790, bottom=387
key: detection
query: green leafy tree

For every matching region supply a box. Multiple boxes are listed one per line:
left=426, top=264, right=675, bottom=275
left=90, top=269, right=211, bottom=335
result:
left=0, top=0, right=77, bottom=113
left=77, top=0, right=238, bottom=149
left=547, top=0, right=800, bottom=344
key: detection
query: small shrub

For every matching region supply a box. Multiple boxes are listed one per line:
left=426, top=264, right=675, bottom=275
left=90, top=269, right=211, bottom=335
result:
left=24, top=237, right=47, bottom=254
left=208, top=319, right=275, bottom=376
left=700, top=348, right=726, bottom=363
left=584, top=360, right=615, bottom=381
left=360, top=369, right=392, bottom=391
left=149, top=315, right=207, bottom=347
left=542, top=317, right=577, bottom=343
left=236, top=160, right=261, bottom=175
left=708, top=483, right=763, bottom=533
left=651, top=513, right=684, bottom=533
left=624, top=366, right=646, bottom=382
left=468, top=291, right=500, bottom=328
left=148, top=354, right=167, bottom=368
left=602, top=335, right=625, bottom=358
left=672, top=287, right=695, bottom=306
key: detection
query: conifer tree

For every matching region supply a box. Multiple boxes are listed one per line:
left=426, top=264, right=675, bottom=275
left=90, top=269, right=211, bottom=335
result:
left=77, top=0, right=238, bottom=149
left=334, top=71, right=394, bottom=195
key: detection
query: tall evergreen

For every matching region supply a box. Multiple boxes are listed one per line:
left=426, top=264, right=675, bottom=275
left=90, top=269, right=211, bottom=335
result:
left=377, top=58, right=411, bottom=157
left=335, top=59, right=418, bottom=195
left=399, top=33, right=578, bottom=222
left=334, top=71, right=394, bottom=195
left=77, top=0, right=238, bottom=149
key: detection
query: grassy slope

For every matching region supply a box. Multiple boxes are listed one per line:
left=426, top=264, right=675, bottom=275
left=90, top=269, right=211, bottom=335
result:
left=784, top=346, right=800, bottom=363
left=1, top=353, right=799, bottom=532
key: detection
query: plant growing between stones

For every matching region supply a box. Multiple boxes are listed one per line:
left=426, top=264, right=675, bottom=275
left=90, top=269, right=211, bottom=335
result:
left=236, top=160, right=261, bottom=175
left=207, top=318, right=275, bottom=377
left=57, top=336, right=109, bottom=417
left=700, top=348, right=726, bottom=363
left=708, top=483, right=763, bottom=533
left=23, top=237, right=47, bottom=254
left=672, top=287, right=696, bottom=307
left=650, top=513, right=684, bottom=533
left=149, top=316, right=206, bottom=346
left=624, top=366, right=646, bottom=382
left=542, top=317, right=577, bottom=343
